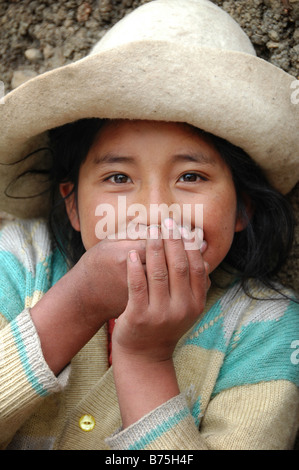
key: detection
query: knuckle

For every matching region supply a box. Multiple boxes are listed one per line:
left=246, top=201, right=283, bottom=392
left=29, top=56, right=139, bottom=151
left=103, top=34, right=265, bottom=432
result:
left=150, top=268, right=168, bottom=283
left=129, top=276, right=147, bottom=296
left=190, top=261, right=205, bottom=277
left=130, top=277, right=146, bottom=291
left=173, top=259, right=188, bottom=277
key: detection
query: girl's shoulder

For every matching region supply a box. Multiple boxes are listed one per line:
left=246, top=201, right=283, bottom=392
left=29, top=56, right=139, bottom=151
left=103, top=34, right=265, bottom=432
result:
left=208, top=276, right=299, bottom=393
left=0, top=218, right=65, bottom=276
left=204, top=270, right=299, bottom=358
left=0, top=218, right=68, bottom=322
left=218, top=276, right=299, bottom=338
left=0, top=217, right=53, bottom=257
left=212, top=265, right=299, bottom=318
left=185, top=269, right=298, bottom=357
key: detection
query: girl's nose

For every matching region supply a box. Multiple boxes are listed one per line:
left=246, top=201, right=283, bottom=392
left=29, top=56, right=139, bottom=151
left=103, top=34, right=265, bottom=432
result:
left=134, top=184, right=181, bottom=226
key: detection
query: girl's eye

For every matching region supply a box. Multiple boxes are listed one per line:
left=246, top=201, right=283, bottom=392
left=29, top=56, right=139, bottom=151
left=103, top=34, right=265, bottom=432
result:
left=178, top=173, right=204, bottom=182
left=106, top=174, right=131, bottom=184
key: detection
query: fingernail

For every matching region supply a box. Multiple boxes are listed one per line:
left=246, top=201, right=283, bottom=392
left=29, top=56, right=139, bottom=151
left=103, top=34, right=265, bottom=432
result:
left=129, top=250, right=138, bottom=262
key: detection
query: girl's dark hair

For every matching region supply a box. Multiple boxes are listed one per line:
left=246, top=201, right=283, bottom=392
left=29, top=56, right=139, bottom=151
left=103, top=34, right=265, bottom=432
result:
left=48, top=118, right=105, bottom=264
left=209, top=134, right=295, bottom=295
left=48, top=118, right=295, bottom=297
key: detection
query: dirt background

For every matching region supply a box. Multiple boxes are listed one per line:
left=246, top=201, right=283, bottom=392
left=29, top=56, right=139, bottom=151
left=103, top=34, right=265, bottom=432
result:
left=0, top=0, right=298, bottom=294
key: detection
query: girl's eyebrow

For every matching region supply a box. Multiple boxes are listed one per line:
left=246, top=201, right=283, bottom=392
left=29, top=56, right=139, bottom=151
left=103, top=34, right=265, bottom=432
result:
left=172, top=152, right=216, bottom=165
left=92, top=153, right=136, bottom=165
left=92, top=151, right=216, bottom=166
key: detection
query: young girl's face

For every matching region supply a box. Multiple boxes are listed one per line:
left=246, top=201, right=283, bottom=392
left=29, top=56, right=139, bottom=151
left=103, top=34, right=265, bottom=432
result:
left=61, top=120, right=246, bottom=273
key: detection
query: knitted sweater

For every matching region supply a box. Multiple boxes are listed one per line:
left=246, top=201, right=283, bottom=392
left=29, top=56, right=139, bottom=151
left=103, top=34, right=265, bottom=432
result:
left=0, top=219, right=298, bottom=450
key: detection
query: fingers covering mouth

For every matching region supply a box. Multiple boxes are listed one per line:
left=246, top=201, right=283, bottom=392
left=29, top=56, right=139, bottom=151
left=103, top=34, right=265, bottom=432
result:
left=125, top=222, right=207, bottom=252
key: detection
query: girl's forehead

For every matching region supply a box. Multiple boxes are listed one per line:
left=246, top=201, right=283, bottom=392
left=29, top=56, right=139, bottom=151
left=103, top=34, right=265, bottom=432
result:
left=97, top=119, right=200, bottom=137
left=83, top=119, right=231, bottom=176
left=90, top=119, right=217, bottom=155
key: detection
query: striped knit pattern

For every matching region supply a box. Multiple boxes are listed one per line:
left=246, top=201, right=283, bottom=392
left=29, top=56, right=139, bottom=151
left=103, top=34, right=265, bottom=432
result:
left=0, top=219, right=298, bottom=450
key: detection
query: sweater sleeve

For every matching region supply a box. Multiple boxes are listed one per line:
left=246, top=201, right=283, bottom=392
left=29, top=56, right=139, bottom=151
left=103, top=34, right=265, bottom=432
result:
left=0, top=309, right=70, bottom=447
left=106, top=381, right=299, bottom=450
left=105, top=394, right=209, bottom=450
left=0, top=220, right=69, bottom=447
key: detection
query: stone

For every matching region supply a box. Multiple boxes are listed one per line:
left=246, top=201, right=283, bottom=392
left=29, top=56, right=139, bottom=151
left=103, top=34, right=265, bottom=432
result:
left=43, top=44, right=54, bottom=59
left=268, top=29, right=280, bottom=42
left=24, top=47, right=43, bottom=62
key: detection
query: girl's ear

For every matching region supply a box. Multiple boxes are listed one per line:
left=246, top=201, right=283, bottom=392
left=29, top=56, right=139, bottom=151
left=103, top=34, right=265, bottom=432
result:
left=59, top=182, right=80, bottom=232
left=235, top=195, right=254, bottom=233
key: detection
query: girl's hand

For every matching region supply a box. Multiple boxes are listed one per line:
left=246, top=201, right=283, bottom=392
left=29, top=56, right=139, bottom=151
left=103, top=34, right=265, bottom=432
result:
left=111, top=219, right=210, bottom=427
left=73, top=237, right=147, bottom=326
left=30, top=236, right=146, bottom=375
left=112, top=219, right=210, bottom=364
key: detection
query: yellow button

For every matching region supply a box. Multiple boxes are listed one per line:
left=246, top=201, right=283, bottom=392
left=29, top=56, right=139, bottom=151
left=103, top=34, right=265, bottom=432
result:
left=79, top=414, right=96, bottom=432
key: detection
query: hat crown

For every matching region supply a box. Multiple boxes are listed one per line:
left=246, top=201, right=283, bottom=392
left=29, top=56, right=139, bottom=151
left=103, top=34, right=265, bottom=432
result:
left=90, top=0, right=256, bottom=56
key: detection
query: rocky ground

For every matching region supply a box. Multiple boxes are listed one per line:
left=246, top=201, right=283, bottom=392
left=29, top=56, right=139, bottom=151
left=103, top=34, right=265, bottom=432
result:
left=0, top=0, right=299, bottom=292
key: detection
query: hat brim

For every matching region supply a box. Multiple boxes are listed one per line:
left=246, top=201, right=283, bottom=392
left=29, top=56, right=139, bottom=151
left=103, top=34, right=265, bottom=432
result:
left=1, top=40, right=298, bottom=218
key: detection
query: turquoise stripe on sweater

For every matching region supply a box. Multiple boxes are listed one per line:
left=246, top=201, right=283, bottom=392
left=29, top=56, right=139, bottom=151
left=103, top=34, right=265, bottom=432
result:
left=213, top=300, right=299, bottom=395
left=10, top=318, right=49, bottom=397
left=128, top=406, right=190, bottom=450
left=185, top=300, right=227, bottom=353
left=0, top=249, right=67, bottom=321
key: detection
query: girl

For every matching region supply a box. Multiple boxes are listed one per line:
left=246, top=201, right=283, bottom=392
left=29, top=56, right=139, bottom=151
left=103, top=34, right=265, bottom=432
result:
left=0, top=0, right=298, bottom=450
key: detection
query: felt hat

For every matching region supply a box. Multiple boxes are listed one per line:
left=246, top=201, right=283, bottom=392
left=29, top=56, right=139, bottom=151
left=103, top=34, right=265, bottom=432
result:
left=0, top=0, right=298, bottom=218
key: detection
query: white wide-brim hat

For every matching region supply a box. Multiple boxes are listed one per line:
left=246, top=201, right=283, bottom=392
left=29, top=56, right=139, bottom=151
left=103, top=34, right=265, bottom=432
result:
left=1, top=0, right=298, bottom=218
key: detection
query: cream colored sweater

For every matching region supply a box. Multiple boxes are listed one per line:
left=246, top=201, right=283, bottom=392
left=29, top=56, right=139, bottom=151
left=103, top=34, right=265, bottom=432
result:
left=0, top=219, right=298, bottom=450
